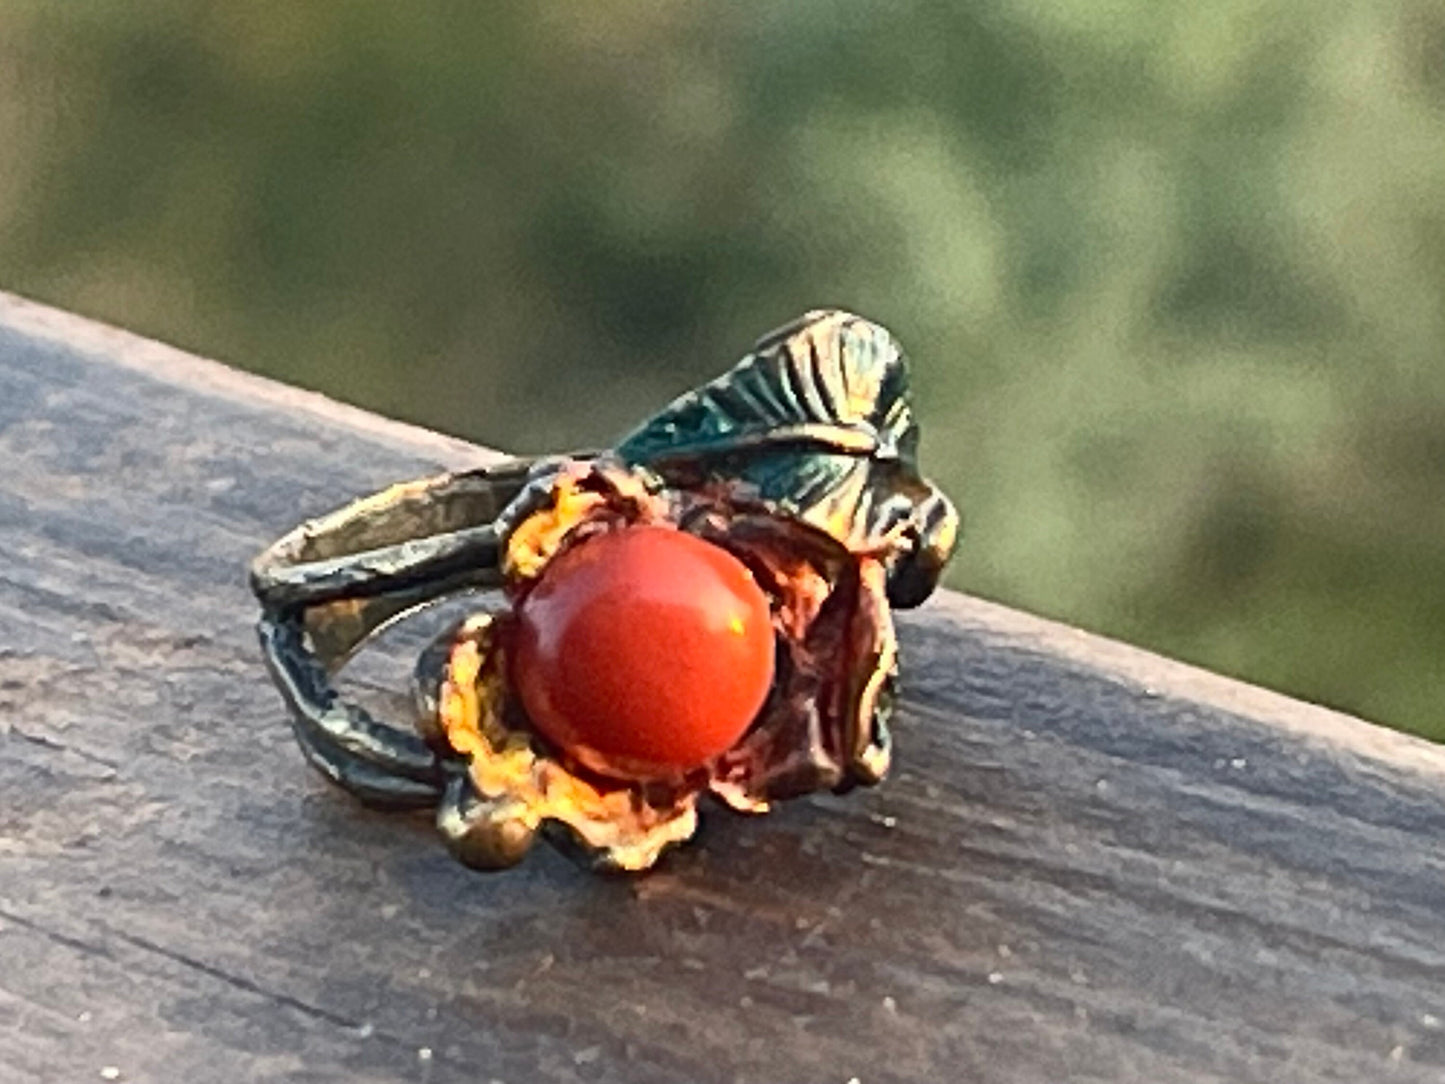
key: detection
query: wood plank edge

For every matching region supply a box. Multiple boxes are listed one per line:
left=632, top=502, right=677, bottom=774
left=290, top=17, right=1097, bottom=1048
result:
left=918, top=591, right=1445, bottom=781
left=6, top=289, right=1438, bottom=784
left=0, top=289, right=497, bottom=470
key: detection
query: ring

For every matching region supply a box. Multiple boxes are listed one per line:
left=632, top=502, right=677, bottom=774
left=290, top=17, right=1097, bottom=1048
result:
left=250, top=310, right=959, bottom=872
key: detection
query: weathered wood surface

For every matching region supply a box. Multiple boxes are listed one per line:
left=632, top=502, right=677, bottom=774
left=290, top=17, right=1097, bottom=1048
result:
left=2, top=292, right=1444, bottom=1084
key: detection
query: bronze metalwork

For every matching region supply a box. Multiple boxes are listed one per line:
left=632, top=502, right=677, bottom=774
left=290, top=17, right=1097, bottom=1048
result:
left=250, top=310, right=959, bottom=872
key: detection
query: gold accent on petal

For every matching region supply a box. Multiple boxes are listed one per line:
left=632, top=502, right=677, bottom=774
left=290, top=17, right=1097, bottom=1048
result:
left=503, top=460, right=669, bottom=583
left=437, top=610, right=698, bottom=872
left=503, top=470, right=609, bottom=581
left=848, top=557, right=896, bottom=783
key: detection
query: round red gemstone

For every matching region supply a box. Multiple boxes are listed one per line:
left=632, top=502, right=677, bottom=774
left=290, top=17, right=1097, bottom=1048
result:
left=510, top=525, right=775, bottom=780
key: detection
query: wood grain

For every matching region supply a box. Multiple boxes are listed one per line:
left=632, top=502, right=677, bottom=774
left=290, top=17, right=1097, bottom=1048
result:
left=2, top=291, right=1443, bottom=1084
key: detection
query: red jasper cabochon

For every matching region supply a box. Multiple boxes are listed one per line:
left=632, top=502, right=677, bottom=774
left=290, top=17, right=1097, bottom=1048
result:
left=511, top=525, right=776, bottom=779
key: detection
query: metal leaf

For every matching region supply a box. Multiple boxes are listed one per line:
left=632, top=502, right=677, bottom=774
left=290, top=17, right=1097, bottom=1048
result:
left=615, top=309, right=958, bottom=605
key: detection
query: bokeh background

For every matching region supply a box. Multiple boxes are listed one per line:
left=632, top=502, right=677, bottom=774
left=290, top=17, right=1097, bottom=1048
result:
left=2, top=3, right=1442, bottom=736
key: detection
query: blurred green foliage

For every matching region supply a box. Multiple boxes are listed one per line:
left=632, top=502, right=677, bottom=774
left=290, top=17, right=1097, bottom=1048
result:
left=2, top=2, right=1443, bottom=734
